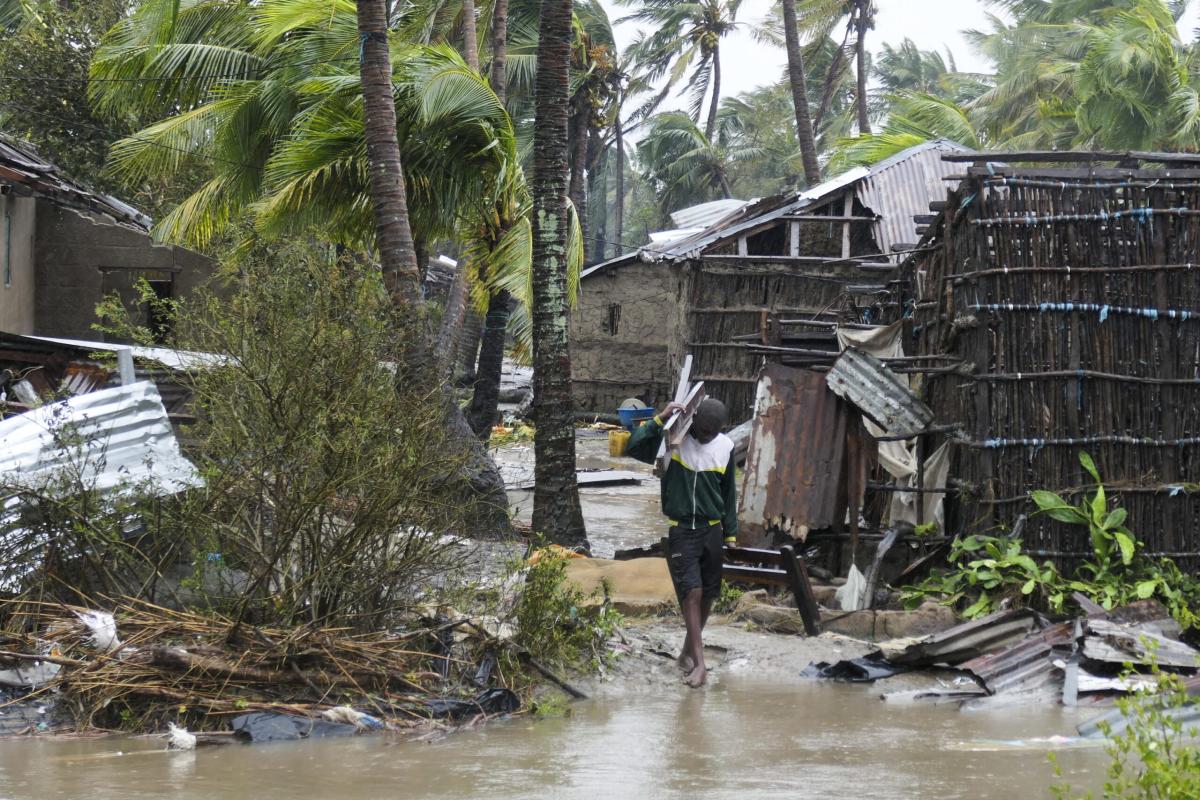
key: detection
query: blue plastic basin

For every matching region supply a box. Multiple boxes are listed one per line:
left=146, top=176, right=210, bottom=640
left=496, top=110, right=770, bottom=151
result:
left=617, top=407, right=657, bottom=431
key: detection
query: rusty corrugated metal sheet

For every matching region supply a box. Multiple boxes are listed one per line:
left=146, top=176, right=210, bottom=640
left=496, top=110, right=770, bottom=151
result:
left=959, top=622, right=1073, bottom=696
left=855, top=139, right=967, bottom=254
left=738, top=364, right=847, bottom=545
left=889, top=608, right=1042, bottom=667
left=826, top=348, right=934, bottom=436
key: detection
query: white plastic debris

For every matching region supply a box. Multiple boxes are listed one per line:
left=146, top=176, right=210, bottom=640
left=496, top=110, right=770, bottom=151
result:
left=166, top=722, right=196, bottom=750
left=320, top=706, right=383, bottom=730
left=835, top=564, right=868, bottom=611
left=74, top=610, right=121, bottom=652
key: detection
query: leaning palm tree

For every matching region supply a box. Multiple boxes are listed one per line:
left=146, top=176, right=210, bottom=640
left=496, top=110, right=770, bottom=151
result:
left=637, top=111, right=741, bottom=212
left=357, top=0, right=423, bottom=315
left=780, top=0, right=820, bottom=185
left=530, top=0, right=587, bottom=549
left=617, top=0, right=742, bottom=140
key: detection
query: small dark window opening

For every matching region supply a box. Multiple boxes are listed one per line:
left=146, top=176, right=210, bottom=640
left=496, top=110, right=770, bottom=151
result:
left=146, top=279, right=174, bottom=343
left=605, top=302, right=621, bottom=336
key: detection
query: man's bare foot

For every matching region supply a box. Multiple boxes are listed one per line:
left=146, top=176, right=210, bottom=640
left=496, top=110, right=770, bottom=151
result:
left=683, top=664, right=707, bottom=688
left=677, top=651, right=694, bottom=672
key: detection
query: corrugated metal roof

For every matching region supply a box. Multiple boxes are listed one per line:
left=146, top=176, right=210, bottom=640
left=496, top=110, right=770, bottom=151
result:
left=855, top=139, right=969, bottom=254
left=0, top=381, right=202, bottom=497
left=826, top=348, right=934, bottom=436
left=0, top=135, right=151, bottom=229
left=581, top=139, right=967, bottom=280
left=22, top=334, right=222, bottom=372
left=739, top=365, right=848, bottom=545
left=669, top=198, right=749, bottom=230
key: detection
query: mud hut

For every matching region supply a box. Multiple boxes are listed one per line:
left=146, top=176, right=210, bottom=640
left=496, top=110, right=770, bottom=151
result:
left=906, top=149, right=1200, bottom=572
left=570, top=140, right=968, bottom=421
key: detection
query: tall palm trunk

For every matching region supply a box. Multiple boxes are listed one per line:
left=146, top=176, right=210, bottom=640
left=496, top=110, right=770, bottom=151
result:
left=461, top=0, right=479, bottom=70
left=781, top=0, right=821, bottom=186
left=854, top=0, right=871, bottom=134
left=467, top=289, right=513, bottom=436
left=613, top=115, right=625, bottom=258
left=491, top=0, right=508, bottom=106
left=357, top=0, right=511, bottom=535
left=466, top=0, right=513, bottom=435
left=531, top=0, right=586, bottom=549
left=704, top=45, right=721, bottom=140
left=588, top=142, right=607, bottom=263
left=568, top=97, right=590, bottom=246
left=438, top=0, right=482, bottom=378
left=356, top=0, right=421, bottom=313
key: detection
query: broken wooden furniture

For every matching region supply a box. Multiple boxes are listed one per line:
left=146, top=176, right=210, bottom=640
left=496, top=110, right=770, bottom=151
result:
left=722, top=545, right=822, bottom=636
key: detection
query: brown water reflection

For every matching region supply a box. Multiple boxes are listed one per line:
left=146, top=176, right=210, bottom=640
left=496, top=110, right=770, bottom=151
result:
left=0, top=678, right=1106, bottom=800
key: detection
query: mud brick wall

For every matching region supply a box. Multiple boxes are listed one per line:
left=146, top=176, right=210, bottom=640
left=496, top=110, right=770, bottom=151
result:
left=570, top=260, right=680, bottom=413
left=33, top=202, right=214, bottom=339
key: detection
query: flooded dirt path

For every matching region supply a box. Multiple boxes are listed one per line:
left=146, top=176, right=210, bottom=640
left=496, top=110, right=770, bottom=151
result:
left=0, top=432, right=1111, bottom=798
left=0, top=676, right=1107, bottom=800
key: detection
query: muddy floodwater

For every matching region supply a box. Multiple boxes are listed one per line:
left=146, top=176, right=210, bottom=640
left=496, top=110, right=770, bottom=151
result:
left=0, top=677, right=1107, bottom=800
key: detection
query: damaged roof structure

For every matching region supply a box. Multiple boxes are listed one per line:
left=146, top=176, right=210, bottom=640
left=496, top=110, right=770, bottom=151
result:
left=0, top=134, right=214, bottom=340
left=569, top=140, right=969, bottom=418
left=731, top=147, right=1200, bottom=582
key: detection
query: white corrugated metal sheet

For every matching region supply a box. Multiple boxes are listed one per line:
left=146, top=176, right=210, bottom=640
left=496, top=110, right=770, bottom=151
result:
left=24, top=334, right=223, bottom=372
left=0, top=381, right=202, bottom=496
left=855, top=139, right=968, bottom=254
left=669, top=198, right=748, bottom=230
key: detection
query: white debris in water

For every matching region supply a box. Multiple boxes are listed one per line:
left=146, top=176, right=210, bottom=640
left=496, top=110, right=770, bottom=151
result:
left=167, top=722, right=196, bottom=751
left=75, top=610, right=121, bottom=653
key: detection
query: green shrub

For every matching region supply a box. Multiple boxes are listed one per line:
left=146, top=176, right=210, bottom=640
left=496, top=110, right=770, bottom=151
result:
left=511, top=553, right=622, bottom=672
left=1051, top=661, right=1200, bottom=799
left=905, top=452, right=1200, bottom=626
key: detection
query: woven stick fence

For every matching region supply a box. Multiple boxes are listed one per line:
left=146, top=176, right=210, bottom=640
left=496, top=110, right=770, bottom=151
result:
left=910, top=166, right=1200, bottom=572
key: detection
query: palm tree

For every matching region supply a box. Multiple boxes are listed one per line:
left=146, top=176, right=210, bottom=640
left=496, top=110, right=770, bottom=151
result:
left=637, top=111, right=743, bottom=212
left=356, top=0, right=423, bottom=315
left=785, top=0, right=874, bottom=134
left=780, top=0, right=820, bottom=185
left=618, top=0, right=742, bottom=140
left=530, top=0, right=587, bottom=549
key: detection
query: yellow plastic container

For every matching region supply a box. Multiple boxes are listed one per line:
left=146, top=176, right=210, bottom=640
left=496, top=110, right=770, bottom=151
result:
left=608, top=429, right=631, bottom=457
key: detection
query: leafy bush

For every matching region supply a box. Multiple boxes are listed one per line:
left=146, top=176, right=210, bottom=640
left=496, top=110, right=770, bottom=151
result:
left=511, top=553, right=622, bottom=672
left=906, top=452, right=1200, bottom=626
left=903, top=534, right=1065, bottom=618
left=1051, top=662, right=1200, bottom=799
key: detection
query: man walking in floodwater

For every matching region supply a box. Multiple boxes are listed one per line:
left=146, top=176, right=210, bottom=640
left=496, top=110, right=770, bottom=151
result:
left=626, top=398, right=737, bottom=687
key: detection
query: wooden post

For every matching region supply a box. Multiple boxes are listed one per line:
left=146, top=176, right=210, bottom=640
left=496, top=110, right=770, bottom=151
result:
left=789, top=220, right=800, bottom=257
left=738, top=236, right=749, bottom=256
left=780, top=544, right=822, bottom=636
left=841, top=192, right=854, bottom=259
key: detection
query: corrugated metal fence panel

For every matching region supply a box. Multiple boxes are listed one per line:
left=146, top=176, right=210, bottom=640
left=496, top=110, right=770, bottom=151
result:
left=856, top=139, right=967, bottom=254
left=738, top=364, right=847, bottom=546
left=826, top=348, right=934, bottom=436
left=0, top=381, right=202, bottom=496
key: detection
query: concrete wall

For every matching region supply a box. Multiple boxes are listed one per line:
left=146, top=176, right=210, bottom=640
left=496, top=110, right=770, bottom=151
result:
left=0, top=194, right=36, bottom=333
left=32, top=201, right=215, bottom=339
left=570, top=260, right=679, bottom=413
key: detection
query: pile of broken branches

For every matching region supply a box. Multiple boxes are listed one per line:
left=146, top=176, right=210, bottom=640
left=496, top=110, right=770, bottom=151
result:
left=0, top=597, right=524, bottom=734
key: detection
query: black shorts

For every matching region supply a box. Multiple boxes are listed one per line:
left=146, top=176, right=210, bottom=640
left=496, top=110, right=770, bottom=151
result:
left=667, top=524, right=724, bottom=604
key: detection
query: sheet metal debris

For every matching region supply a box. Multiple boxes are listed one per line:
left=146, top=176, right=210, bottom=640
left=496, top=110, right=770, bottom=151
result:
left=0, top=381, right=202, bottom=497
left=888, top=608, right=1041, bottom=667
left=826, top=348, right=934, bottom=437
left=739, top=364, right=848, bottom=545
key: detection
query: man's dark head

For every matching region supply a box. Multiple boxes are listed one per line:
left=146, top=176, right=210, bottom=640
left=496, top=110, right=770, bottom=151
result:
left=690, top=398, right=727, bottom=444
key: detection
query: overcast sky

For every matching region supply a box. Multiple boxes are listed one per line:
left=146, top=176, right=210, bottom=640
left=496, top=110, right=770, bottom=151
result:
left=600, top=0, right=1200, bottom=111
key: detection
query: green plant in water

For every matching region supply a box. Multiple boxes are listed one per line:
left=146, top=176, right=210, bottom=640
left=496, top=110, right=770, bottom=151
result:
left=512, top=552, right=622, bottom=673
left=1050, top=658, right=1200, bottom=799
